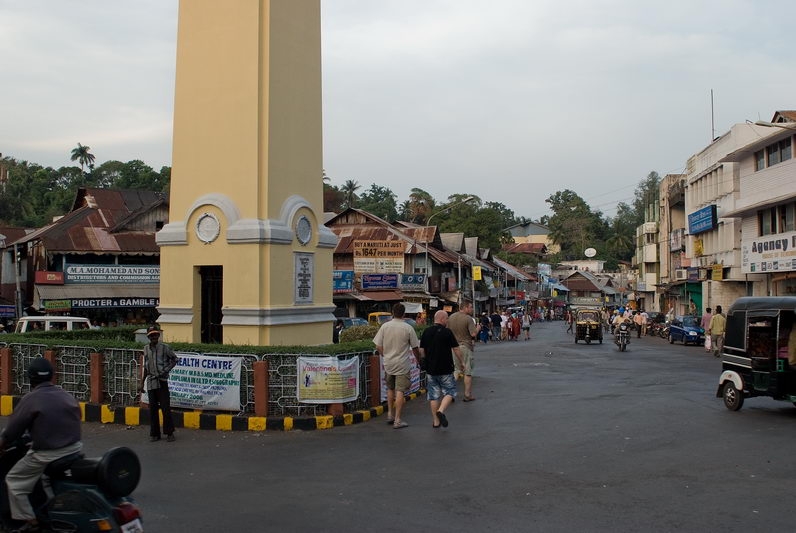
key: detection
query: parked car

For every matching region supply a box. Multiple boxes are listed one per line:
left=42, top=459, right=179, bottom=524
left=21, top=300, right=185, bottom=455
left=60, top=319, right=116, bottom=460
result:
left=668, top=315, right=705, bottom=345
left=341, top=317, right=367, bottom=329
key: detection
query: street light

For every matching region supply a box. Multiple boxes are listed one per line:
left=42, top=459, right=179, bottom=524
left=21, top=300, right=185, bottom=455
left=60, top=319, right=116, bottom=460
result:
left=424, top=196, right=475, bottom=277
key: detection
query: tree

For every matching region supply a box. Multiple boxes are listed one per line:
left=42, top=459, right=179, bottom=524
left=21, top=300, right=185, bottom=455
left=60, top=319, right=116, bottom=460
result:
left=70, top=143, right=95, bottom=174
left=545, top=189, right=607, bottom=261
left=340, top=179, right=361, bottom=209
left=358, top=184, right=398, bottom=222
left=407, top=188, right=436, bottom=224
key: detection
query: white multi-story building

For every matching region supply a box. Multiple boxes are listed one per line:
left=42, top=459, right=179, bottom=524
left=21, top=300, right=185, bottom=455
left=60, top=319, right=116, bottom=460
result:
left=683, top=122, right=774, bottom=314
left=720, top=111, right=796, bottom=296
left=656, top=174, right=686, bottom=313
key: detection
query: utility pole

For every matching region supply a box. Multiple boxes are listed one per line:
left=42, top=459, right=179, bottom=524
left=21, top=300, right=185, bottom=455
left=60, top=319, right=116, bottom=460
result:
left=14, top=243, right=23, bottom=319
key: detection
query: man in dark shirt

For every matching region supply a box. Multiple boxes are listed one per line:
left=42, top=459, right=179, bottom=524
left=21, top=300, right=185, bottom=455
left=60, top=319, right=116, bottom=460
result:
left=142, top=326, right=178, bottom=442
left=0, top=358, right=82, bottom=532
left=420, top=311, right=464, bottom=428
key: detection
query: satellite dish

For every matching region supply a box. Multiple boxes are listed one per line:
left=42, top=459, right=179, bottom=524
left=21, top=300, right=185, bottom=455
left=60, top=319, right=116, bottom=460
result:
left=584, top=247, right=597, bottom=258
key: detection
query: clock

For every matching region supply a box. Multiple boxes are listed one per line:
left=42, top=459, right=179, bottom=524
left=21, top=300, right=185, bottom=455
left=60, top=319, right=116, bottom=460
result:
left=295, top=215, right=312, bottom=245
left=195, top=212, right=220, bottom=244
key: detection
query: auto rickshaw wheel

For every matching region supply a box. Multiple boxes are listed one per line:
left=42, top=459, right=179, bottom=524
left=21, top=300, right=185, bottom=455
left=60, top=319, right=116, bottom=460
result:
left=723, top=382, right=744, bottom=411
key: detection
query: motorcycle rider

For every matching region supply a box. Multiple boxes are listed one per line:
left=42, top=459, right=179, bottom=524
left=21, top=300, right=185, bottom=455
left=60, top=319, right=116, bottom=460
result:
left=0, top=358, right=82, bottom=533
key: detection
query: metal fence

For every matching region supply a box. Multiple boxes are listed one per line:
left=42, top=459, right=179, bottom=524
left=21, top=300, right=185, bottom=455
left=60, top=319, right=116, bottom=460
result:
left=1, top=344, right=377, bottom=417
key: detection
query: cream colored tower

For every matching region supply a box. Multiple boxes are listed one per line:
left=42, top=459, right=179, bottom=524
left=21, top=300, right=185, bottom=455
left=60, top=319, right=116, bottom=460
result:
left=156, top=0, right=336, bottom=345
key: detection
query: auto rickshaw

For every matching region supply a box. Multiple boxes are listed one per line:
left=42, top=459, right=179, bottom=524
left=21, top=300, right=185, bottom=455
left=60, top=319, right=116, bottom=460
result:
left=574, top=308, right=603, bottom=344
left=717, top=297, right=796, bottom=411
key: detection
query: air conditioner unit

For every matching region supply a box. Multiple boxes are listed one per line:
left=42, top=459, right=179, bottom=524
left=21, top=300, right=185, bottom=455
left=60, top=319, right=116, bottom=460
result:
left=674, top=269, right=688, bottom=281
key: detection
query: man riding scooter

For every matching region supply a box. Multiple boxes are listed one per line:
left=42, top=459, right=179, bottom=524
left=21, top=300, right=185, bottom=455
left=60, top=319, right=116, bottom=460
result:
left=0, top=358, right=82, bottom=533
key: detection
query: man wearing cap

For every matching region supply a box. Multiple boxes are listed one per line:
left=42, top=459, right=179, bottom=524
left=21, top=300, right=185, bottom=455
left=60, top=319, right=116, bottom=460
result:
left=0, top=358, right=82, bottom=533
left=141, top=326, right=178, bottom=442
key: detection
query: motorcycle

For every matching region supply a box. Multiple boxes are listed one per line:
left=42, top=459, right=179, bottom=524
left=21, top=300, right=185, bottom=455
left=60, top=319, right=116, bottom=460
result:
left=615, top=322, right=630, bottom=352
left=0, top=437, right=143, bottom=532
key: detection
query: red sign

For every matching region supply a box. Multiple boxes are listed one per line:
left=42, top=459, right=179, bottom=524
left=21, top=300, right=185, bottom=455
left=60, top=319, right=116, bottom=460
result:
left=35, top=271, right=64, bottom=285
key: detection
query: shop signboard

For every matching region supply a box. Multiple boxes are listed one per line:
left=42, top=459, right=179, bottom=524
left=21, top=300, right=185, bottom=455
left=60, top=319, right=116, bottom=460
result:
left=400, top=273, right=426, bottom=291
left=0, top=305, right=17, bottom=318
left=333, top=270, right=354, bottom=293
left=741, top=230, right=796, bottom=274
left=687, top=205, right=718, bottom=235
left=69, top=297, right=160, bottom=309
left=361, top=273, right=399, bottom=289
left=65, top=264, right=160, bottom=284
left=35, top=271, right=65, bottom=285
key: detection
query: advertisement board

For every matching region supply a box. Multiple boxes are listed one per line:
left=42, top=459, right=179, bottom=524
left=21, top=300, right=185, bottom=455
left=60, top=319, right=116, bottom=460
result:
left=297, top=356, right=360, bottom=404
left=362, top=273, right=399, bottom=289
left=353, top=240, right=404, bottom=273
left=65, top=264, right=160, bottom=284
left=741, top=230, right=796, bottom=274
left=143, top=353, right=242, bottom=411
left=687, top=205, right=717, bottom=235
left=333, top=270, right=354, bottom=293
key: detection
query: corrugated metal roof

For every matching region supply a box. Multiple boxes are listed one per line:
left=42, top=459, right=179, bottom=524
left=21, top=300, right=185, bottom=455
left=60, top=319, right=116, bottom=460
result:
left=11, top=188, right=165, bottom=255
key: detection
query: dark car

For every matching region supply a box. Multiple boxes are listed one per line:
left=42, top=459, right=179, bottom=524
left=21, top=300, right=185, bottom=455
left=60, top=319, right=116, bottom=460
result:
left=341, top=317, right=367, bottom=329
left=668, top=315, right=705, bottom=345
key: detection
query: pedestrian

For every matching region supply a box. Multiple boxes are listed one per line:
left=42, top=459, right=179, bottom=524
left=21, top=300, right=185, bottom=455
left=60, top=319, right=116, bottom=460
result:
left=447, top=301, right=478, bottom=402
left=141, top=326, right=178, bottom=442
left=419, top=310, right=464, bottom=428
left=521, top=312, right=531, bottom=340
left=708, top=305, right=727, bottom=358
left=640, top=309, right=649, bottom=336
left=0, top=358, right=82, bottom=533
left=373, top=303, right=421, bottom=428
left=633, top=311, right=643, bottom=338
left=479, top=312, right=491, bottom=343
left=500, top=310, right=509, bottom=341
left=332, top=318, right=344, bottom=344
left=566, top=311, right=574, bottom=334
left=700, top=307, right=713, bottom=331
left=510, top=313, right=521, bottom=341
left=490, top=310, right=502, bottom=343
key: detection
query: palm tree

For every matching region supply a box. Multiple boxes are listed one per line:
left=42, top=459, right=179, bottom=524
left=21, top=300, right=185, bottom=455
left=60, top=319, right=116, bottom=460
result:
left=341, top=179, right=360, bottom=209
left=70, top=143, right=95, bottom=174
left=408, top=188, right=436, bottom=224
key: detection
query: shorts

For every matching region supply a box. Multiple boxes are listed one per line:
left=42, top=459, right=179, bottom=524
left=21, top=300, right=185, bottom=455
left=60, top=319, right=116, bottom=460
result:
left=427, top=374, right=457, bottom=401
left=453, top=344, right=474, bottom=376
left=385, top=372, right=411, bottom=393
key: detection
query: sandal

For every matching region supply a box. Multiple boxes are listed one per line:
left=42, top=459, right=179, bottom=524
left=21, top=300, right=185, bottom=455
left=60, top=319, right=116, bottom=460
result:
left=463, top=396, right=476, bottom=402
left=393, top=421, right=409, bottom=429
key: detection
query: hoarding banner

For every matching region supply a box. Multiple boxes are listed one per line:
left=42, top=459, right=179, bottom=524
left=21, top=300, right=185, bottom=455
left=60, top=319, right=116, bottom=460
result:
left=297, top=356, right=360, bottom=404
left=353, top=240, right=404, bottom=273
left=143, top=353, right=242, bottom=411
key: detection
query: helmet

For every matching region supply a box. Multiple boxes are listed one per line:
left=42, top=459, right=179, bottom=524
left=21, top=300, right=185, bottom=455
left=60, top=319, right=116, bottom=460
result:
left=27, top=358, right=53, bottom=383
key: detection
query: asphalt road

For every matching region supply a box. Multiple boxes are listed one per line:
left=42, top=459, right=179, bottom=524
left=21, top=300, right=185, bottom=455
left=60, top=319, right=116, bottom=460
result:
left=8, top=321, right=796, bottom=532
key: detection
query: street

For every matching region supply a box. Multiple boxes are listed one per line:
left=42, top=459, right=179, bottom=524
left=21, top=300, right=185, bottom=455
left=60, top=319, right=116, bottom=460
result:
left=10, top=320, right=796, bottom=532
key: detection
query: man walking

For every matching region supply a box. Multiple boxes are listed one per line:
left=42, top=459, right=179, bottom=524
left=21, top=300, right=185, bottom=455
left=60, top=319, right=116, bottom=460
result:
left=373, top=303, right=421, bottom=428
left=448, top=301, right=478, bottom=402
left=142, top=326, right=178, bottom=442
left=420, top=310, right=464, bottom=428
left=490, top=311, right=502, bottom=343
left=708, top=305, right=726, bottom=358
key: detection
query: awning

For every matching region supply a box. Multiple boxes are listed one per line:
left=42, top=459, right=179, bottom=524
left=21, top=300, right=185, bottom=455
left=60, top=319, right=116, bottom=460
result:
left=34, top=284, right=160, bottom=309
left=360, top=290, right=402, bottom=302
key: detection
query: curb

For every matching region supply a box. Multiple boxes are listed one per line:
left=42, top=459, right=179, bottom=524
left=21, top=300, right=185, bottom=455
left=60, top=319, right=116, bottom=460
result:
left=0, top=390, right=426, bottom=432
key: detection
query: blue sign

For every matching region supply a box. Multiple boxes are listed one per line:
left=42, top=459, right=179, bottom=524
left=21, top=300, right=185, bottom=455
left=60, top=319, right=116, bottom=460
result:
left=0, top=305, right=16, bottom=318
left=400, top=273, right=426, bottom=290
left=688, top=205, right=717, bottom=235
left=362, top=273, right=399, bottom=289
left=333, top=270, right=354, bottom=293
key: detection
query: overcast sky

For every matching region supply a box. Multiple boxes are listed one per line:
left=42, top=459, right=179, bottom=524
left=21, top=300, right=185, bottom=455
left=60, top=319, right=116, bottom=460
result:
left=2, top=1, right=795, bottom=222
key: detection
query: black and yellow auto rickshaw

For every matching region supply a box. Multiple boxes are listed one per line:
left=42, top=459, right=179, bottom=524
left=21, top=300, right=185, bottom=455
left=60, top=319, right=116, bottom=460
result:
left=717, top=297, right=796, bottom=411
left=574, top=308, right=603, bottom=344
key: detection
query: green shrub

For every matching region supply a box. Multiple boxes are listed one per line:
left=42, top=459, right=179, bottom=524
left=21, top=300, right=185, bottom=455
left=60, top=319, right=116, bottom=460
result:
left=340, top=324, right=379, bottom=343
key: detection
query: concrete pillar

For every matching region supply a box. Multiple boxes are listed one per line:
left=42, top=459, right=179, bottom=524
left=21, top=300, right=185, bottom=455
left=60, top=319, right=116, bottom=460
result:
left=368, top=354, right=382, bottom=408
left=90, top=352, right=103, bottom=404
left=0, top=347, right=12, bottom=396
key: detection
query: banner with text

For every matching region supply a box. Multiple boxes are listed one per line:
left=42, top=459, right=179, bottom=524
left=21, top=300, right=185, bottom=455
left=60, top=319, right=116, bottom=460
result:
left=380, top=352, right=422, bottom=402
left=297, top=356, right=360, bottom=403
left=353, top=240, right=404, bottom=273
left=142, top=353, right=242, bottom=411
left=65, top=264, right=160, bottom=284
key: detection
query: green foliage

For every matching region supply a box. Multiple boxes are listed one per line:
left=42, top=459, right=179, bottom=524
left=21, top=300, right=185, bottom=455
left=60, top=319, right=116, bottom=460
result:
left=340, top=324, right=379, bottom=343
left=357, top=184, right=398, bottom=222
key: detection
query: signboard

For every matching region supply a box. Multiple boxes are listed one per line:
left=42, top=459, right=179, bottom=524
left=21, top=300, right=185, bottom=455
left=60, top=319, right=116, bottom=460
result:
left=669, top=228, right=684, bottom=252
left=712, top=264, right=724, bottom=281
left=333, top=270, right=354, bottom=293
left=472, top=266, right=482, bottom=280
left=570, top=296, right=602, bottom=306
left=400, top=273, right=426, bottom=291
left=353, top=240, right=404, bottom=273
left=69, top=297, right=159, bottom=309
left=362, top=273, right=399, bottom=289
left=144, top=353, right=242, bottom=411
left=294, top=253, right=314, bottom=304
left=687, top=267, right=700, bottom=282
left=0, top=305, right=17, bottom=318
left=44, top=300, right=71, bottom=312
left=35, top=271, right=64, bottom=285
left=741, top=230, right=796, bottom=274
left=687, top=205, right=718, bottom=235
left=64, top=264, right=160, bottom=284
left=297, top=356, right=360, bottom=404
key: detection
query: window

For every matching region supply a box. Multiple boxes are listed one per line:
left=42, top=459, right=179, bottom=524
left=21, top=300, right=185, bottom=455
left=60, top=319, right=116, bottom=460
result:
left=755, top=136, right=794, bottom=170
left=759, top=203, right=796, bottom=236
left=759, top=208, right=773, bottom=236
left=755, top=150, right=765, bottom=171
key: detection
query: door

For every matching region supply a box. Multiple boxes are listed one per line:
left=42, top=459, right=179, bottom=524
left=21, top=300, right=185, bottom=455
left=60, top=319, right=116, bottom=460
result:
left=200, top=266, right=223, bottom=344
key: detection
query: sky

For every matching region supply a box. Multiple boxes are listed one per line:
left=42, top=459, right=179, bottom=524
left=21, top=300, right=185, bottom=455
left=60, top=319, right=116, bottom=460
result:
left=2, top=0, right=795, bottom=222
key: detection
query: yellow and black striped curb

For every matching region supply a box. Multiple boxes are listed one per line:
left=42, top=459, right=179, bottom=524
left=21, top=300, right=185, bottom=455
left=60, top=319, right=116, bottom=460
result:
left=0, top=390, right=426, bottom=432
